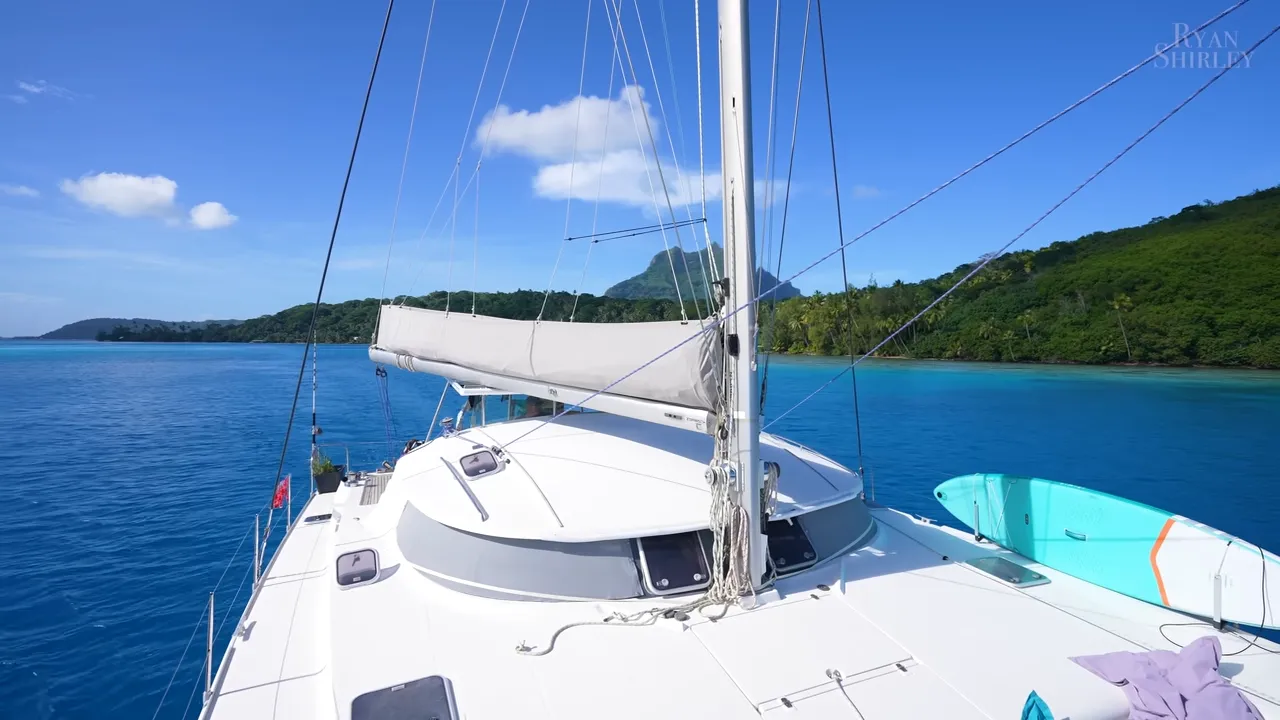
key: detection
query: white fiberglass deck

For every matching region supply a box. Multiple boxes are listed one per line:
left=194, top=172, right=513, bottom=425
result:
left=374, top=413, right=861, bottom=542
left=202, top=424, right=1280, bottom=719
left=203, top=493, right=335, bottom=718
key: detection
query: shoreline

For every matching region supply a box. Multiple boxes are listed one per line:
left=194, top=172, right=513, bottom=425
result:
left=765, top=352, right=1277, bottom=371
left=9, top=338, right=1275, bottom=371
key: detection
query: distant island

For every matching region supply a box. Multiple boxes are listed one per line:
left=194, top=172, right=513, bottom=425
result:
left=91, top=185, right=1279, bottom=368
left=39, top=317, right=240, bottom=341
left=91, top=292, right=696, bottom=344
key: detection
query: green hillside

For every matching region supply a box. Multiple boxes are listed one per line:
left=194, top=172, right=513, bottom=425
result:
left=97, top=186, right=1280, bottom=368
left=767, top=186, right=1280, bottom=367
left=605, top=243, right=801, bottom=303
left=96, top=291, right=703, bottom=344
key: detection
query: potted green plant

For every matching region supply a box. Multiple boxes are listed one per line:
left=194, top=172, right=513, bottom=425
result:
left=312, top=452, right=343, bottom=494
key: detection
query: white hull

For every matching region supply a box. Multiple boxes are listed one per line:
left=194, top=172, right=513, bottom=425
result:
left=201, top=429, right=1280, bottom=719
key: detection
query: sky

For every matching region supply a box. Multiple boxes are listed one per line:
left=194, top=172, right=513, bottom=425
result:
left=0, top=0, right=1276, bottom=337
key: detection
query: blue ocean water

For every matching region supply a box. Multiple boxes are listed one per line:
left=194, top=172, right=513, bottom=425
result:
left=1, top=340, right=1277, bottom=719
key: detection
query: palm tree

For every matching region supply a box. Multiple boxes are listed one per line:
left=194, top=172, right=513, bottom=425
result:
left=1110, top=293, right=1134, bottom=361
left=1002, top=329, right=1017, bottom=360
left=978, top=317, right=997, bottom=341
left=1018, top=310, right=1034, bottom=340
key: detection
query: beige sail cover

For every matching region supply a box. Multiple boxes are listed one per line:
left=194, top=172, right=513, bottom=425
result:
left=375, top=305, right=721, bottom=412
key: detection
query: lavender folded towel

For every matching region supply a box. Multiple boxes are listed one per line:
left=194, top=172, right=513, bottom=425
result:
left=1071, top=636, right=1261, bottom=720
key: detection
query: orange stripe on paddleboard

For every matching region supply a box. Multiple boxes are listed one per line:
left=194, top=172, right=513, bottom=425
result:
left=1150, top=518, right=1175, bottom=607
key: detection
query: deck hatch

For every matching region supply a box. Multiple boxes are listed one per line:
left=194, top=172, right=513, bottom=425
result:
left=337, top=549, right=379, bottom=587
left=767, top=518, right=817, bottom=575
left=458, top=449, right=502, bottom=478
left=351, top=675, right=459, bottom=720
left=638, top=531, right=710, bottom=595
left=964, top=556, right=1049, bottom=588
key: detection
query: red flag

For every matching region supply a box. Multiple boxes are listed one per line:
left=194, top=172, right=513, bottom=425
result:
left=271, top=474, right=290, bottom=509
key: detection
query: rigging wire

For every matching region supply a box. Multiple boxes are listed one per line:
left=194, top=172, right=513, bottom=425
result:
left=373, top=0, right=438, bottom=342
left=376, top=365, right=398, bottom=458
left=443, top=0, right=512, bottom=314
left=815, top=0, right=866, bottom=481
left=1158, top=542, right=1279, bottom=656
left=424, top=381, right=450, bottom=441
left=571, top=217, right=706, bottom=243
left=762, top=22, right=1278, bottom=432
left=602, top=0, right=695, bottom=323
left=150, top=510, right=265, bottom=720
left=176, top=522, right=265, bottom=720
left=268, top=0, right=395, bottom=503
left=394, top=0, right=532, bottom=313
left=756, top=0, right=782, bottom=320
left=568, top=0, right=624, bottom=322
left=493, top=3, right=1254, bottom=453
left=400, top=0, right=531, bottom=307
left=656, top=0, right=714, bottom=295
left=539, top=0, right=595, bottom=322
left=471, top=0, right=534, bottom=316
left=656, top=0, right=690, bottom=165
left=310, top=339, right=318, bottom=495
left=151, top=607, right=205, bottom=719
left=759, top=0, right=811, bottom=414
left=630, top=0, right=713, bottom=311
left=691, top=0, right=720, bottom=284
left=179, top=655, right=205, bottom=720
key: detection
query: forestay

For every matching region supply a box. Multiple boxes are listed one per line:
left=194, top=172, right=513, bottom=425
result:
left=374, top=305, right=721, bottom=412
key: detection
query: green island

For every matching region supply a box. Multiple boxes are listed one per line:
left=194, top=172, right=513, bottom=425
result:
left=98, top=186, right=1279, bottom=368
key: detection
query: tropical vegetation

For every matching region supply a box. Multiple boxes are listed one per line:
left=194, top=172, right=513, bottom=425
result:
left=95, top=291, right=704, bottom=344
left=763, top=187, right=1279, bottom=367
left=97, top=186, right=1280, bottom=368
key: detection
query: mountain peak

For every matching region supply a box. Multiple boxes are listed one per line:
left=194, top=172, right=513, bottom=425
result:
left=604, top=243, right=801, bottom=302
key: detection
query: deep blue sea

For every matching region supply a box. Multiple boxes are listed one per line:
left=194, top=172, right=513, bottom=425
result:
left=1, top=340, right=1277, bottom=719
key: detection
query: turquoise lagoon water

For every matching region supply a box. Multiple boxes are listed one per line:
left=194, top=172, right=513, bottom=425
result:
left=1, top=340, right=1277, bottom=718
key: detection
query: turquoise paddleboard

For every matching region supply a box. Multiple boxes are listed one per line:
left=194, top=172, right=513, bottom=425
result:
left=934, top=473, right=1280, bottom=629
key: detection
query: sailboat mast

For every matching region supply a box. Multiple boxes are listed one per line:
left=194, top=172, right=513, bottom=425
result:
left=717, top=0, right=767, bottom=590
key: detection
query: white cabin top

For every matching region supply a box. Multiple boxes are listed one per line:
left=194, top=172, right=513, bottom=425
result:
left=363, top=411, right=861, bottom=543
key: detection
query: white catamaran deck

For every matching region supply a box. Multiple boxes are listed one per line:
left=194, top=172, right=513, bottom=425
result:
left=202, top=455, right=1280, bottom=720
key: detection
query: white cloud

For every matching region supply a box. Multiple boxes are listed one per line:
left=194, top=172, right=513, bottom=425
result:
left=189, top=201, right=237, bottom=230
left=60, top=172, right=177, bottom=217
left=477, top=85, right=702, bottom=209
left=16, top=80, right=76, bottom=100
left=477, top=85, right=656, bottom=161
left=534, top=148, right=715, bottom=208
left=851, top=184, right=882, bottom=199
left=1, top=184, right=39, bottom=198
left=59, top=171, right=236, bottom=229
left=5, top=94, right=28, bottom=104
left=477, top=84, right=785, bottom=211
